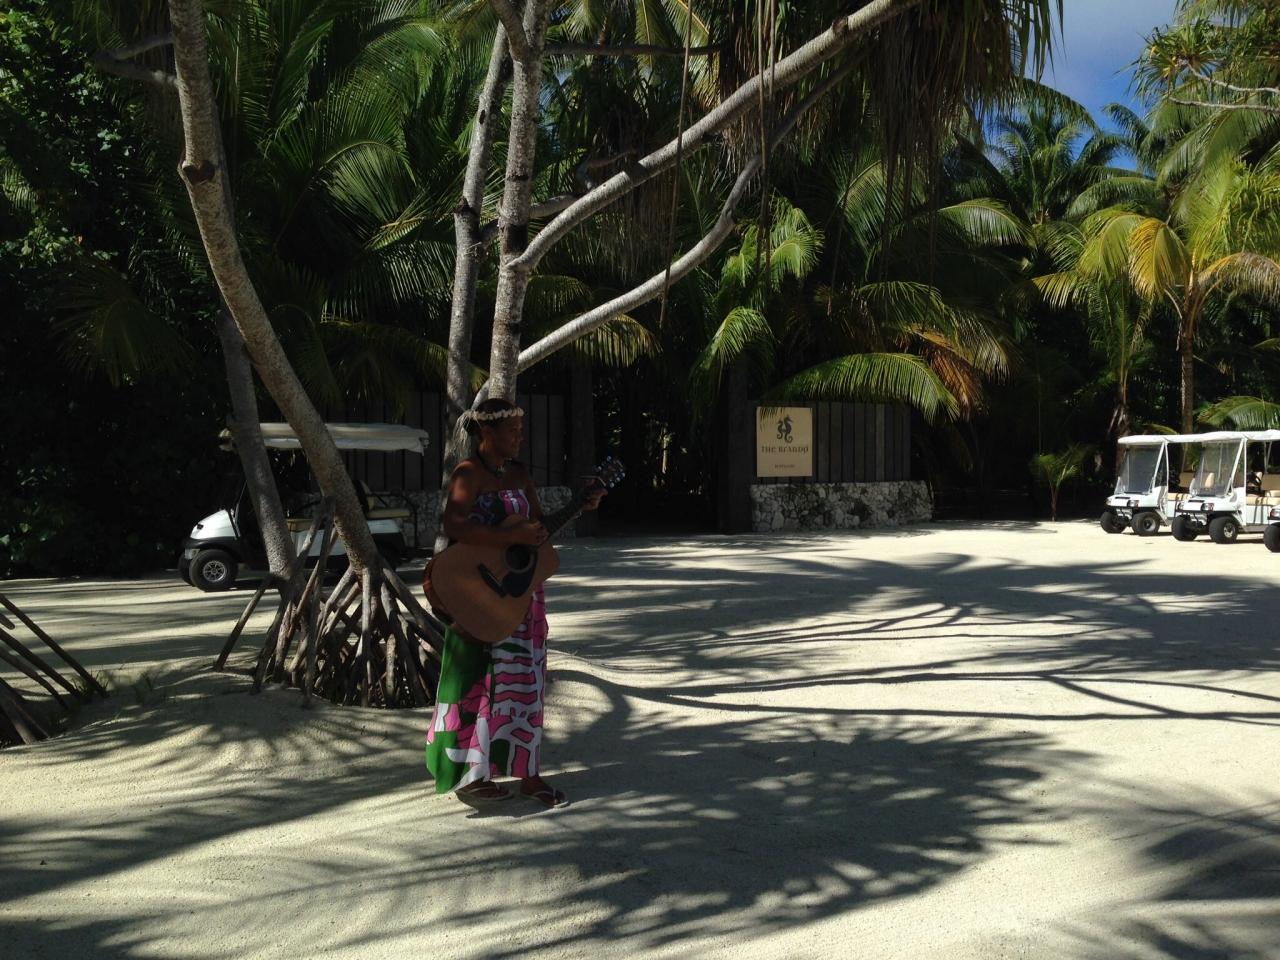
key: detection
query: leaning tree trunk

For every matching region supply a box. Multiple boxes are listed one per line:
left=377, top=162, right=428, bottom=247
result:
left=216, top=310, right=295, bottom=576
left=168, top=0, right=440, bottom=705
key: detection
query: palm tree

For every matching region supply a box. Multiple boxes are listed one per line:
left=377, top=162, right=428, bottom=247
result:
left=70, top=0, right=464, bottom=410
left=1075, top=158, right=1280, bottom=432
left=1030, top=442, right=1091, bottom=520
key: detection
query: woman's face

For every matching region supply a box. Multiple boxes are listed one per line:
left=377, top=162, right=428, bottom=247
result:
left=482, top=415, right=524, bottom=461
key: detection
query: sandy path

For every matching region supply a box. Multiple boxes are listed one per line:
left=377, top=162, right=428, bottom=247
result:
left=1, top=522, right=1278, bottom=959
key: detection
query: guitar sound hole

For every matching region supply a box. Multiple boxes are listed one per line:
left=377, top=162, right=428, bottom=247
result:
left=504, top=544, right=534, bottom=574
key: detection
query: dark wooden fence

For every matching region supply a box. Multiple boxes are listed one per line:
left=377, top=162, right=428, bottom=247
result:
left=757, top=402, right=912, bottom=484
left=337, top=392, right=569, bottom=492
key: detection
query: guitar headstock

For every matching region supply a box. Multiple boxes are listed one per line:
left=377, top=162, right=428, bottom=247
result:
left=583, top=454, right=626, bottom=493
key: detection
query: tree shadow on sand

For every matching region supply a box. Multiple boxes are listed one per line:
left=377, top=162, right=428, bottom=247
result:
left=547, top=540, right=1280, bottom=725
left=3, top=532, right=1278, bottom=956
left=1062, top=792, right=1280, bottom=960
left=0, top=664, right=1084, bottom=958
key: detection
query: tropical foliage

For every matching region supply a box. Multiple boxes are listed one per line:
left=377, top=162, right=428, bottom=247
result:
left=5, top=0, right=1280, bottom=573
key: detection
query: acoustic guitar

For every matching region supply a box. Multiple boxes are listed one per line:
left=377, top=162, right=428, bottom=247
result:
left=424, top=456, right=625, bottom=644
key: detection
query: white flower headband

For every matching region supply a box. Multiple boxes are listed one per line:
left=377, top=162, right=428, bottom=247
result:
left=463, top=407, right=524, bottom=424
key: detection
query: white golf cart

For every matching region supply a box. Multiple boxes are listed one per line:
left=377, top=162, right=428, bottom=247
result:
left=1169, top=429, right=1280, bottom=544
left=1266, top=507, right=1280, bottom=553
left=178, top=422, right=429, bottom=591
left=1099, top=434, right=1198, bottom=536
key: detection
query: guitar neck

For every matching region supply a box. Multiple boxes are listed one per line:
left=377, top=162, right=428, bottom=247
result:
left=543, top=499, right=586, bottom=541
left=540, top=458, right=622, bottom=538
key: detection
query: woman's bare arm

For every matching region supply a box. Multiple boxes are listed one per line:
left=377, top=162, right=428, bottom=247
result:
left=442, top=463, right=544, bottom=547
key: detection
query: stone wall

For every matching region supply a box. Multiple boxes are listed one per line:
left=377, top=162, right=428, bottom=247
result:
left=750, top=481, right=933, bottom=532
left=399, top=485, right=575, bottom=549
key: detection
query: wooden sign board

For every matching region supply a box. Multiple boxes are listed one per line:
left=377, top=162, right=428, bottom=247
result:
left=756, top=407, right=814, bottom=478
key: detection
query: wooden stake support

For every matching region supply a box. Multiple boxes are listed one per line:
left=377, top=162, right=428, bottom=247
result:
left=215, top=502, right=445, bottom=708
left=0, top=594, right=108, bottom=747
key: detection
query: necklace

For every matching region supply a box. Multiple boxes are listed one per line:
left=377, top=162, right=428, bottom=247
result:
left=478, top=454, right=506, bottom=479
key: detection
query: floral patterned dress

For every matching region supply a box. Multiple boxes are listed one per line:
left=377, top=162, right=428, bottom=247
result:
left=425, top=488, right=548, bottom=792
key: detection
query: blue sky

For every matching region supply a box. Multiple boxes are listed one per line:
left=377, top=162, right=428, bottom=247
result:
left=1043, top=0, right=1181, bottom=121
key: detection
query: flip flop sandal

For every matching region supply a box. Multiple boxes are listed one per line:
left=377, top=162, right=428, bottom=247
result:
left=522, top=785, right=568, bottom=808
left=458, top=781, right=512, bottom=802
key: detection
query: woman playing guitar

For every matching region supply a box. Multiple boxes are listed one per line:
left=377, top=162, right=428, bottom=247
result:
left=424, top=398, right=603, bottom=807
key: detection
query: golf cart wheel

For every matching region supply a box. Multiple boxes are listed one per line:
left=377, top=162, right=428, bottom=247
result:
left=1170, top=515, right=1198, bottom=542
left=190, top=548, right=237, bottom=592
left=1208, top=516, right=1240, bottom=544
left=1132, top=512, right=1161, bottom=537
left=1265, top=524, right=1280, bottom=553
left=1099, top=509, right=1127, bottom=534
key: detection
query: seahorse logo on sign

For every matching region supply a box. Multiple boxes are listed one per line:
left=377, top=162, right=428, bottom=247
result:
left=776, top=415, right=794, bottom=444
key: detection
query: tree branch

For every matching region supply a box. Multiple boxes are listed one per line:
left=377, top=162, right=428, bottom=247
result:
left=545, top=42, right=722, bottom=59
left=512, top=61, right=856, bottom=375
left=513, top=0, right=920, bottom=276
left=479, top=193, right=579, bottom=244
left=488, top=0, right=530, bottom=60
left=92, top=33, right=176, bottom=89
left=574, top=150, right=638, bottom=191
left=1169, top=95, right=1280, bottom=115
left=1190, top=68, right=1280, bottom=99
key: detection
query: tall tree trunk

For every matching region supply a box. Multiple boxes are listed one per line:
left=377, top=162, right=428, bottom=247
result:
left=216, top=310, right=294, bottom=577
left=487, top=3, right=552, bottom=401
left=569, top=362, right=597, bottom=536
left=442, top=28, right=512, bottom=457
left=1179, top=334, right=1195, bottom=434
left=167, top=0, right=376, bottom=569
left=1104, top=381, right=1130, bottom=477
left=436, top=28, right=514, bottom=552
left=716, top=365, right=754, bottom=533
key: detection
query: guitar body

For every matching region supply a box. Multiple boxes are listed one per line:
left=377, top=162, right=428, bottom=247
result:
left=426, top=514, right=561, bottom=645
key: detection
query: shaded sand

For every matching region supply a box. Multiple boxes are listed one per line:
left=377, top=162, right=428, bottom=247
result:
left=2, top=521, right=1278, bottom=959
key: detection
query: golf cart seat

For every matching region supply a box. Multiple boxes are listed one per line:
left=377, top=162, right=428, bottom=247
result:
left=1248, top=476, right=1280, bottom=505
left=1167, top=471, right=1195, bottom=502
left=354, top=480, right=412, bottom=521
left=367, top=506, right=412, bottom=521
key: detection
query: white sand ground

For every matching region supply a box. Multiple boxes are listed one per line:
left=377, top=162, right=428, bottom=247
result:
left=1, top=521, right=1278, bottom=960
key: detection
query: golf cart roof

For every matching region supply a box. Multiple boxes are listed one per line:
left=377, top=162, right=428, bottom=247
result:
left=1118, top=430, right=1280, bottom=446
left=1185, top=429, right=1280, bottom=445
left=222, top=422, right=430, bottom=453
left=1118, top=432, right=1211, bottom=445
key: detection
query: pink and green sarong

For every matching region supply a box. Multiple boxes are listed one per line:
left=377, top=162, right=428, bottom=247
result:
left=425, top=488, right=548, bottom=793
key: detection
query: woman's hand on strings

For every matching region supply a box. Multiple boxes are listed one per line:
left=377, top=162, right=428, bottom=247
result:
left=507, top=519, right=549, bottom=545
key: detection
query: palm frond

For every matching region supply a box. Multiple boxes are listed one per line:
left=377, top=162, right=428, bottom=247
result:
left=1201, top=251, right=1280, bottom=305
left=933, top=199, right=1029, bottom=247
left=1198, top=395, right=1280, bottom=429
left=1127, top=216, right=1191, bottom=300
left=563, top=315, right=661, bottom=368
left=54, top=256, right=195, bottom=387
left=1031, top=270, right=1090, bottom=310
left=689, top=305, right=775, bottom=409
left=1066, top=176, right=1160, bottom=220
left=766, top=353, right=958, bottom=422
